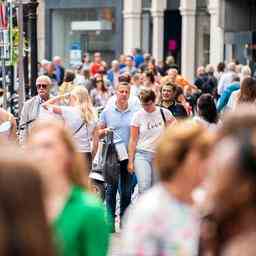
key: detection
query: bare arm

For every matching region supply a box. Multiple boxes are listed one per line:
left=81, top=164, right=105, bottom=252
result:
left=91, top=127, right=99, bottom=160
left=10, top=116, right=17, bottom=141
left=42, top=94, right=68, bottom=115
left=128, top=126, right=139, bottom=173
left=97, top=122, right=109, bottom=139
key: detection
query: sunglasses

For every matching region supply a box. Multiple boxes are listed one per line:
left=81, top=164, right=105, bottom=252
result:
left=36, top=84, right=48, bottom=89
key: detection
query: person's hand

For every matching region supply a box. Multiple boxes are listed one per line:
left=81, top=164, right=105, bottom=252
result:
left=104, top=127, right=112, bottom=136
left=128, top=160, right=134, bottom=173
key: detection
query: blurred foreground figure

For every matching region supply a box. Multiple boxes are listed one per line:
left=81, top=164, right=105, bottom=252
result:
left=200, top=106, right=256, bottom=256
left=122, top=121, right=213, bottom=256
left=0, top=107, right=16, bottom=141
left=27, top=120, right=110, bottom=256
left=0, top=146, right=55, bottom=256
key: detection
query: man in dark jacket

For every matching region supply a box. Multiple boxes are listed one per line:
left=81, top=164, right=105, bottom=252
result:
left=53, top=56, right=65, bottom=85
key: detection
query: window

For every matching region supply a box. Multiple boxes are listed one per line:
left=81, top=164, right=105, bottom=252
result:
left=142, top=0, right=152, bottom=10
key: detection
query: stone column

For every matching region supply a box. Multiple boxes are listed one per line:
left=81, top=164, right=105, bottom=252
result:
left=151, top=0, right=166, bottom=62
left=180, top=0, right=197, bottom=83
left=123, top=0, right=142, bottom=55
left=37, top=0, right=45, bottom=61
left=208, top=0, right=224, bottom=66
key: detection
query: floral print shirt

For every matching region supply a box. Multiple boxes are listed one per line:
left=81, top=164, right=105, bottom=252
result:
left=121, top=184, right=200, bottom=256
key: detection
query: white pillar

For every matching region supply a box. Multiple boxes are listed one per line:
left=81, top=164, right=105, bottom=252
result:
left=180, top=0, right=196, bottom=83
left=208, top=0, right=224, bottom=66
left=123, top=0, right=142, bottom=55
left=37, top=0, right=45, bottom=60
left=151, top=0, right=166, bottom=62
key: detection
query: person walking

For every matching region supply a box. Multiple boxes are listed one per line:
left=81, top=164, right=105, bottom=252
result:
left=0, top=146, right=56, bottom=256
left=27, top=120, right=110, bottom=256
left=42, top=86, right=98, bottom=168
left=90, top=77, right=111, bottom=108
left=193, top=94, right=219, bottom=131
left=53, top=56, right=65, bottom=86
left=122, top=121, right=212, bottom=256
left=19, top=75, right=53, bottom=144
left=159, top=83, right=188, bottom=118
left=98, top=82, right=138, bottom=232
left=128, top=88, right=175, bottom=194
left=58, top=69, right=76, bottom=96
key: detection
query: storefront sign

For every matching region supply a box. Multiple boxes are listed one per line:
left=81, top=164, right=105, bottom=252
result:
left=71, top=20, right=112, bottom=31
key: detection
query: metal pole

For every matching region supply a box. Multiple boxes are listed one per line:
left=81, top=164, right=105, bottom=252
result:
left=17, top=1, right=25, bottom=115
left=2, top=58, right=7, bottom=109
left=27, top=0, right=38, bottom=97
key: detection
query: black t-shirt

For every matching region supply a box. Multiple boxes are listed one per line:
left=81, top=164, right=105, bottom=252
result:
left=160, top=102, right=188, bottom=118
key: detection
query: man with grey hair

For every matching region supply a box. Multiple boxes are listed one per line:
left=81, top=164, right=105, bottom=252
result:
left=107, top=59, right=120, bottom=88
left=19, top=75, right=53, bottom=144
left=218, top=62, right=236, bottom=96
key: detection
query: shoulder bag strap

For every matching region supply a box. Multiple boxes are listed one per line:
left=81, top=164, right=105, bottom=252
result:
left=73, top=122, right=86, bottom=135
left=160, top=107, right=166, bottom=126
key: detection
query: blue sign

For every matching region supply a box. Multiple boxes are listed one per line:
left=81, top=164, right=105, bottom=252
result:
left=70, top=42, right=81, bottom=50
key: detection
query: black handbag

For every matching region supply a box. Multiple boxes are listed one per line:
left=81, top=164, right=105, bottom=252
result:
left=103, top=130, right=120, bottom=185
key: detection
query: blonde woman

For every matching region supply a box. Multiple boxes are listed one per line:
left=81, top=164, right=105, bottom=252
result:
left=42, top=86, right=98, bottom=167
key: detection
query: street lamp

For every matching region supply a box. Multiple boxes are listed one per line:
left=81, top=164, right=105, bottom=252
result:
left=27, top=0, right=38, bottom=97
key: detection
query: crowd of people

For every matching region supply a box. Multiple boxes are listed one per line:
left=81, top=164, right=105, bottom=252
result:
left=0, top=49, right=256, bottom=255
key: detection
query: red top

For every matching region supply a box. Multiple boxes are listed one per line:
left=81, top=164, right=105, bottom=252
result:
left=90, top=63, right=103, bottom=76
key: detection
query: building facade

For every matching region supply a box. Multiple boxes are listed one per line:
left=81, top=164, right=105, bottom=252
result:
left=37, top=0, right=227, bottom=81
left=221, top=0, right=256, bottom=66
left=123, top=0, right=225, bottom=82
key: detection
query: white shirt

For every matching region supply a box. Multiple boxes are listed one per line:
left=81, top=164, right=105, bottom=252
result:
left=227, top=90, right=239, bottom=110
left=61, top=106, right=96, bottom=152
left=131, top=107, right=174, bottom=152
left=193, top=116, right=220, bottom=132
left=218, top=71, right=235, bottom=96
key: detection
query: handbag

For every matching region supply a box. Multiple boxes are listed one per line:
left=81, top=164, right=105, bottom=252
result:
left=103, top=130, right=120, bottom=185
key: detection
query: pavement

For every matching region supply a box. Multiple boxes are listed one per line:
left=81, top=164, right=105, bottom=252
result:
left=108, top=186, right=138, bottom=256
left=108, top=232, right=122, bottom=256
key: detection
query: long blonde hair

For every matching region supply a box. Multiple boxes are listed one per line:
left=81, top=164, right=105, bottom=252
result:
left=71, top=86, right=96, bottom=124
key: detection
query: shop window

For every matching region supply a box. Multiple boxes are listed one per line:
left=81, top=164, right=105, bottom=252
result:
left=51, top=8, right=116, bottom=66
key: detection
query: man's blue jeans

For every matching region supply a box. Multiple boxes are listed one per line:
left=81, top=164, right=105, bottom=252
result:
left=134, top=150, right=156, bottom=194
left=105, top=159, right=133, bottom=222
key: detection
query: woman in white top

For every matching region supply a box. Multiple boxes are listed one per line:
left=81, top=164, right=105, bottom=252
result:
left=42, top=86, right=98, bottom=168
left=228, top=76, right=256, bottom=111
left=0, top=108, right=16, bottom=141
left=128, top=88, right=175, bottom=194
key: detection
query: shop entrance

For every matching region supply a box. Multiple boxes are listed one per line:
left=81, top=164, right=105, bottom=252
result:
left=164, top=10, right=182, bottom=69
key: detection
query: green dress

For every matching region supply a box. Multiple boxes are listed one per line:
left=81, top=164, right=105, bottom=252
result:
left=53, top=186, right=110, bottom=256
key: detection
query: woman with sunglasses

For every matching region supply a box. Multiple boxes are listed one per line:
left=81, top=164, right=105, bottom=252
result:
left=128, top=88, right=175, bottom=195
left=42, top=86, right=98, bottom=168
left=90, top=77, right=111, bottom=108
